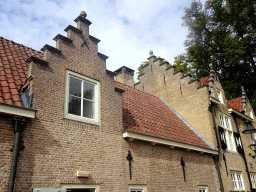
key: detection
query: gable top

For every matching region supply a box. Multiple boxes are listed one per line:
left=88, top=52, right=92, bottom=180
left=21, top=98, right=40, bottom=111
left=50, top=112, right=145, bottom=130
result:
left=115, top=81, right=213, bottom=150
left=0, top=37, right=44, bottom=107
left=227, top=97, right=242, bottom=112
left=198, top=76, right=209, bottom=87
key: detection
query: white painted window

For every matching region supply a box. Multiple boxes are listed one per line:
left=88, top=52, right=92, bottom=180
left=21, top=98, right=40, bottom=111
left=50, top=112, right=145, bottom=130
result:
left=230, top=172, right=244, bottom=190
left=217, top=89, right=224, bottom=104
left=64, top=71, right=100, bottom=125
left=250, top=173, right=256, bottom=189
left=198, top=186, right=208, bottom=192
left=129, top=185, right=147, bottom=192
left=249, top=109, right=254, bottom=119
left=219, top=113, right=236, bottom=151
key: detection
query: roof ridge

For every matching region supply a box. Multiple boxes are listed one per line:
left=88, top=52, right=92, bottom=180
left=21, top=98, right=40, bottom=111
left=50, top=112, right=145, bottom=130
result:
left=0, top=36, right=43, bottom=55
left=115, top=81, right=159, bottom=99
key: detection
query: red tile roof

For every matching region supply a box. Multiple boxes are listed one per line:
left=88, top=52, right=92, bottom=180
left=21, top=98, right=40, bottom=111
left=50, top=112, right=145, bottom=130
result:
left=227, top=97, right=242, bottom=112
left=115, top=81, right=212, bottom=150
left=198, top=76, right=209, bottom=87
left=0, top=37, right=44, bottom=107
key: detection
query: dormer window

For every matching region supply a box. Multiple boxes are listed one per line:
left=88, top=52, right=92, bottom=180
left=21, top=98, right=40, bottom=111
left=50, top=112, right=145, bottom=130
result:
left=217, top=89, right=224, bottom=104
left=249, top=109, right=254, bottom=119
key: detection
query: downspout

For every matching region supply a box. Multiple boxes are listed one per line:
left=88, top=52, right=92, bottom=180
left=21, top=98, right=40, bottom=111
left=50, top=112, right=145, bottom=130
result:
left=210, top=105, right=224, bottom=192
left=7, top=118, right=27, bottom=192
left=233, top=115, right=254, bottom=192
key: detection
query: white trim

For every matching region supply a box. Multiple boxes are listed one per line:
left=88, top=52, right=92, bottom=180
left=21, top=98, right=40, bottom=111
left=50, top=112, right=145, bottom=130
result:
left=61, top=184, right=100, bottom=192
left=123, top=131, right=218, bottom=155
left=219, top=112, right=236, bottom=152
left=230, top=171, right=245, bottom=191
left=210, top=96, right=221, bottom=105
left=0, top=102, right=37, bottom=118
left=228, top=108, right=254, bottom=122
left=128, top=185, right=147, bottom=192
left=64, top=70, right=101, bottom=125
left=198, top=185, right=208, bottom=192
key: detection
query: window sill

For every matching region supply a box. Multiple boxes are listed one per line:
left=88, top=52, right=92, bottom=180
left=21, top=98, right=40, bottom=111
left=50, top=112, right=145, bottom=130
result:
left=225, top=149, right=238, bottom=154
left=64, top=114, right=101, bottom=126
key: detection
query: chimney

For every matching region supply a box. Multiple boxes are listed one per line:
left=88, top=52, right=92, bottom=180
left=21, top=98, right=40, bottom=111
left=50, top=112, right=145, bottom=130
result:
left=74, top=11, right=92, bottom=37
left=115, top=66, right=135, bottom=87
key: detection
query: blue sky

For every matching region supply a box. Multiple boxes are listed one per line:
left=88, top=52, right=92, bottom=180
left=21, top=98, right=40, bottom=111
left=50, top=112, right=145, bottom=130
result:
left=0, top=0, right=206, bottom=76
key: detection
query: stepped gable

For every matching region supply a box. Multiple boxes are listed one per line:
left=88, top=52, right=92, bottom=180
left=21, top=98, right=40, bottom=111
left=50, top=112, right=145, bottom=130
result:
left=227, top=97, right=242, bottom=112
left=115, top=81, right=211, bottom=149
left=198, top=76, right=210, bottom=87
left=0, top=37, right=44, bottom=107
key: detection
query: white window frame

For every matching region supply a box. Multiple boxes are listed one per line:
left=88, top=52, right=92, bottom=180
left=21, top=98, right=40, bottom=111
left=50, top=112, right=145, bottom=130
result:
left=217, top=89, right=224, bottom=104
left=249, top=109, right=254, bottom=119
left=230, top=172, right=245, bottom=191
left=128, top=185, right=147, bottom=192
left=64, top=70, right=100, bottom=125
left=198, top=186, right=208, bottom=192
left=250, top=173, right=256, bottom=189
left=219, top=112, right=236, bottom=151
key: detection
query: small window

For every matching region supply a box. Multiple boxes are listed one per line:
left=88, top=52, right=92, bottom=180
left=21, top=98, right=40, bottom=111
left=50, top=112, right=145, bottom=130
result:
left=198, top=186, right=208, bottom=192
left=129, top=185, right=147, bottom=192
left=250, top=173, right=256, bottom=189
left=249, top=109, right=254, bottom=119
left=219, top=113, right=236, bottom=151
left=217, top=90, right=224, bottom=104
left=65, top=71, right=100, bottom=125
left=230, top=172, right=244, bottom=190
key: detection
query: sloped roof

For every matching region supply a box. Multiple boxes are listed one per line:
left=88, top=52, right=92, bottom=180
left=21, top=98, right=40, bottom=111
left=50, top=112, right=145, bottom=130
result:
left=0, top=37, right=44, bottom=107
left=198, top=76, right=209, bottom=87
left=227, top=97, right=242, bottom=112
left=115, top=81, right=212, bottom=150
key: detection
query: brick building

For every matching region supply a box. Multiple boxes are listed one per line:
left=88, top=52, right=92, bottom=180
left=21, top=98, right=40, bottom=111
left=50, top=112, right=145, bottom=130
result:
left=115, top=51, right=256, bottom=192
left=0, top=12, right=222, bottom=192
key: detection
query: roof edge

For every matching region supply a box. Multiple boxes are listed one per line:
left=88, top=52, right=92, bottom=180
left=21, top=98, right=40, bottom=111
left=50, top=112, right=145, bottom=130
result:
left=228, top=108, right=254, bottom=122
left=158, top=96, right=216, bottom=150
left=123, top=131, right=217, bottom=155
left=0, top=102, right=37, bottom=118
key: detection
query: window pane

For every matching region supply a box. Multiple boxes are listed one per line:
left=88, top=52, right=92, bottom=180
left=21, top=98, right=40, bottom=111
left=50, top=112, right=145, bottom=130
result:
left=237, top=174, right=244, bottom=189
left=225, top=117, right=231, bottom=130
left=68, top=95, right=81, bottom=116
left=83, top=100, right=95, bottom=119
left=231, top=173, right=237, bottom=189
left=70, top=76, right=81, bottom=97
left=83, top=81, right=95, bottom=101
left=220, top=114, right=225, bottom=127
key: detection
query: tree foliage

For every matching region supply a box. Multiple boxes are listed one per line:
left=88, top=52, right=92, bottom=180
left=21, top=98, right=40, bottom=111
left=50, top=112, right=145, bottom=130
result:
left=175, top=0, right=256, bottom=111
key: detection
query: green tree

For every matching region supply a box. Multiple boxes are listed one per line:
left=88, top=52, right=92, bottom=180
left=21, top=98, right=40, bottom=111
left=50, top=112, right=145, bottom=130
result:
left=173, top=53, right=193, bottom=76
left=177, top=0, right=256, bottom=111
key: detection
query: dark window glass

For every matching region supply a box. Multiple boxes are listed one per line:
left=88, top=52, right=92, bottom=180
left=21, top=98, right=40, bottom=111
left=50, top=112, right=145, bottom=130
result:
left=69, top=76, right=81, bottom=97
left=68, top=96, right=81, bottom=116
left=83, top=99, right=94, bottom=119
left=83, top=81, right=95, bottom=101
